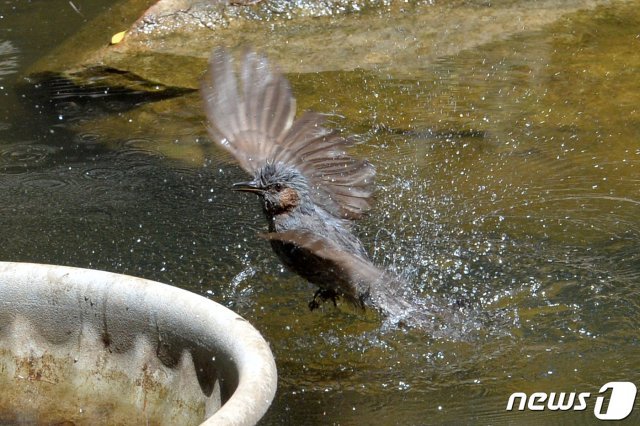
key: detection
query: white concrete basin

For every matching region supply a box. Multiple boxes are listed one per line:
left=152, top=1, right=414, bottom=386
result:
left=0, top=262, right=277, bottom=425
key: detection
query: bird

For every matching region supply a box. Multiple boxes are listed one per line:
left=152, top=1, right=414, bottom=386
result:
left=200, top=48, right=437, bottom=324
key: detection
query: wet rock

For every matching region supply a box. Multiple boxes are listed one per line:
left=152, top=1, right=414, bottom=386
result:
left=25, top=0, right=612, bottom=94
left=19, top=0, right=625, bottom=164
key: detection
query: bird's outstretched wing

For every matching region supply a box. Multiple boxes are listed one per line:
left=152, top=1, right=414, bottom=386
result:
left=200, top=48, right=376, bottom=219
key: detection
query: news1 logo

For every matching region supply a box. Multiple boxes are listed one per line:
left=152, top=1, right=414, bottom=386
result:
left=506, top=382, right=637, bottom=420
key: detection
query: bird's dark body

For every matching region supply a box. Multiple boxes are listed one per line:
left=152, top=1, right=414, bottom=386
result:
left=264, top=191, right=371, bottom=307
left=271, top=240, right=356, bottom=306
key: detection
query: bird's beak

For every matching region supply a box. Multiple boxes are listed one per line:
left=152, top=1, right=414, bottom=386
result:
left=232, top=180, right=264, bottom=194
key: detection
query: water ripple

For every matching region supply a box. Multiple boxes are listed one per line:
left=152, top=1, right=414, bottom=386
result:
left=115, top=138, right=165, bottom=165
left=0, top=142, right=59, bottom=172
left=74, top=132, right=102, bottom=146
left=0, top=40, right=18, bottom=81
left=18, top=173, right=76, bottom=190
left=82, top=166, right=125, bottom=181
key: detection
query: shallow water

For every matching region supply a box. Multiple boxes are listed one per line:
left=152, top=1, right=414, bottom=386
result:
left=1, top=0, right=639, bottom=424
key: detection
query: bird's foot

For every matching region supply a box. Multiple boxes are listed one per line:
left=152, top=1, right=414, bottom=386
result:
left=308, top=288, right=339, bottom=311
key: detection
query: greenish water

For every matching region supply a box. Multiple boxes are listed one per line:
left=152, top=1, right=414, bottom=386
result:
left=1, top=0, right=639, bottom=424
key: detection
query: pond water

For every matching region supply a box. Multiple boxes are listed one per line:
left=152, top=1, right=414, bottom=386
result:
left=1, top=0, right=639, bottom=424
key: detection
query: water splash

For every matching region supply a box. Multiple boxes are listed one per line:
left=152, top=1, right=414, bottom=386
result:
left=0, top=40, right=18, bottom=81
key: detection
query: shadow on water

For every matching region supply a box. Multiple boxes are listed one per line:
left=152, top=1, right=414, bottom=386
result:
left=1, top=0, right=640, bottom=425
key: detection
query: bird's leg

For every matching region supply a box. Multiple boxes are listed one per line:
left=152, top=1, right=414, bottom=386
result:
left=308, top=291, right=321, bottom=311
left=357, top=287, right=371, bottom=309
left=308, top=287, right=339, bottom=311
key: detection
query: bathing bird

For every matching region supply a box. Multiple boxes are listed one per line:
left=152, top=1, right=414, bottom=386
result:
left=200, top=48, right=431, bottom=321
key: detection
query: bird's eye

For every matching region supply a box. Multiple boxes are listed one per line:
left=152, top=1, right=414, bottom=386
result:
left=273, top=183, right=284, bottom=192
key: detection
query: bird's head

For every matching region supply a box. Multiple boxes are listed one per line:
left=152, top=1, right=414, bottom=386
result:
left=233, top=162, right=312, bottom=216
